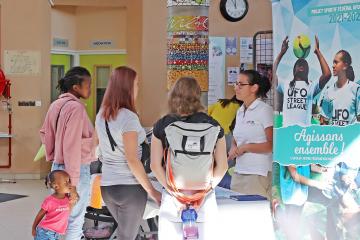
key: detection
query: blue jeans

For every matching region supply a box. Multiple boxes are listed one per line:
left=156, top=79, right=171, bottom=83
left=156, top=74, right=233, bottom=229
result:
left=52, top=163, right=91, bottom=240
left=35, top=227, right=60, bottom=240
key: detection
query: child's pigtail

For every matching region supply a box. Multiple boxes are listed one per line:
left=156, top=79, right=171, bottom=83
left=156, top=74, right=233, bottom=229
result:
left=45, top=172, right=51, bottom=189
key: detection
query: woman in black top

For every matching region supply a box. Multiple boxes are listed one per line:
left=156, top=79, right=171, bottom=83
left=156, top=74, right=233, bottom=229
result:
left=151, top=77, right=228, bottom=240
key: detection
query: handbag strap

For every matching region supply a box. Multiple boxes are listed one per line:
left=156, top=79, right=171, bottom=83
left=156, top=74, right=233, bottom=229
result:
left=105, top=121, right=118, bottom=152
left=52, top=99, right=76, bottom=161
left=105, top=121, right=148, bottom=154
left=55, top=99, right=76, bottom=132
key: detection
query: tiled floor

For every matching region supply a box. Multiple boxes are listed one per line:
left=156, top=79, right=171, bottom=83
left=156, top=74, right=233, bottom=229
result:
left=0, top=180, right=154, bottom=240
left=0, top=180, right=49, bottom=239
left=0, top=180, right=275, bottom=239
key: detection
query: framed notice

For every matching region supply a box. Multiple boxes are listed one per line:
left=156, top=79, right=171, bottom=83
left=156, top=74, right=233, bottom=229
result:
left=4, top=50, right=41, bottom=75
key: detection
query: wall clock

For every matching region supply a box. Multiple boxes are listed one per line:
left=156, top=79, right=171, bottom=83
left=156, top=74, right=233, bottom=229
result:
left=220, top=0, right=249, bottom=22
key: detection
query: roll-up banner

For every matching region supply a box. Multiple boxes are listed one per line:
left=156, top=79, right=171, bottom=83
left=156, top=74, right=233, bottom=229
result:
left=272, top=1, right=360, bottom=239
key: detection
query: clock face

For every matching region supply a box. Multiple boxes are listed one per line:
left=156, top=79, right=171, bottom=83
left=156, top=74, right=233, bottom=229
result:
left=220, top=0, right=248, bottom=22
left=226, top=0, right=246, bottom=18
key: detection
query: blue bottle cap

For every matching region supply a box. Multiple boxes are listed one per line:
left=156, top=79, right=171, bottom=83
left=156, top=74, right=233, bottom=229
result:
left=181, top=208, right=198, bottom=222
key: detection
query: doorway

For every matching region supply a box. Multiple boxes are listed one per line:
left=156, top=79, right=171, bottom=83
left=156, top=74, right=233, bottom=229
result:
left=50, top=65, right=64, bottom=102
left=95, top=65, right=111, bottom=114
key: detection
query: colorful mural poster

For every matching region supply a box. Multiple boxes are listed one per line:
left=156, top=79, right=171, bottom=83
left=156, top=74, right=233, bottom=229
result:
left=272, top=1, right=360, bottom=239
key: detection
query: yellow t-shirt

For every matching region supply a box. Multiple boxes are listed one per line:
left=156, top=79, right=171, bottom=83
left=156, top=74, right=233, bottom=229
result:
left=208, top=101, right=241, bottom=134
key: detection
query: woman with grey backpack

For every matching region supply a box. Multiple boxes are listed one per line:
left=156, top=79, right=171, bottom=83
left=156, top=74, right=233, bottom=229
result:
left=151, top=77, right=228, bottom=240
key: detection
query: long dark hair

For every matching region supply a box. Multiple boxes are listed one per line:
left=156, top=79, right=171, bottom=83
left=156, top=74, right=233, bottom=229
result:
left=57, top=66, right=91, bottom=93
left=218, top=95, right=243, bottom=107
left=290, top=58, right=309, bottom=87
left=241, top=70, right=271, bottom=98
left=337, top=50, right=355, bottom=81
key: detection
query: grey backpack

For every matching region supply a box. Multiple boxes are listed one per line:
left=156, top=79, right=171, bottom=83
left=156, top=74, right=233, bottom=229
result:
left=164, top=121, right=220, bottom=191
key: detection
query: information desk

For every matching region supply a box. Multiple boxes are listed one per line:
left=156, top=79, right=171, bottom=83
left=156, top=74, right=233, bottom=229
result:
left=143, top=181, right=275, bottom=239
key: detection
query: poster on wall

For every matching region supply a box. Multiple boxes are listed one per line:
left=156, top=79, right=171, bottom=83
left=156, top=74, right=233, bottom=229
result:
left=208, top=37, right=225, bottom=105
left=272, top=1, right=360, bottom=239
left=239, top=37, right=253, bottom=64
left=226, top=37, right=238, bottom=56
left=240, top=63, right=253, bottom=71
left=227, top=67, right=240, bottom=85
left=4, top=50, right=41, bottom=75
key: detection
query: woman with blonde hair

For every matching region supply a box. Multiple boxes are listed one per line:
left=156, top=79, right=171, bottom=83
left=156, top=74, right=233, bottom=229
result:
left=151, top=77, right=228, bottom=240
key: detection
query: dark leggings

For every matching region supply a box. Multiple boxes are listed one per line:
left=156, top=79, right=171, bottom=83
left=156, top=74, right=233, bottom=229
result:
left=101, top=184, right=147, bottom=240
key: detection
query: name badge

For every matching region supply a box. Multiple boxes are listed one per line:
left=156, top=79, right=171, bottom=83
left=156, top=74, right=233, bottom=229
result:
left=245, top=120, right=256, bottom=125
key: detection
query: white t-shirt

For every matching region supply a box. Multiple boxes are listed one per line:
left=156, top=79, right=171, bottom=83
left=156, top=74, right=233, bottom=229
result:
left=277, top=79, right=321, bottom=127
left=320, top=80, right=360, bottom=126
left=233, top=99, right=273, bottom=176
left=95, top=108, right=146, bottom=186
